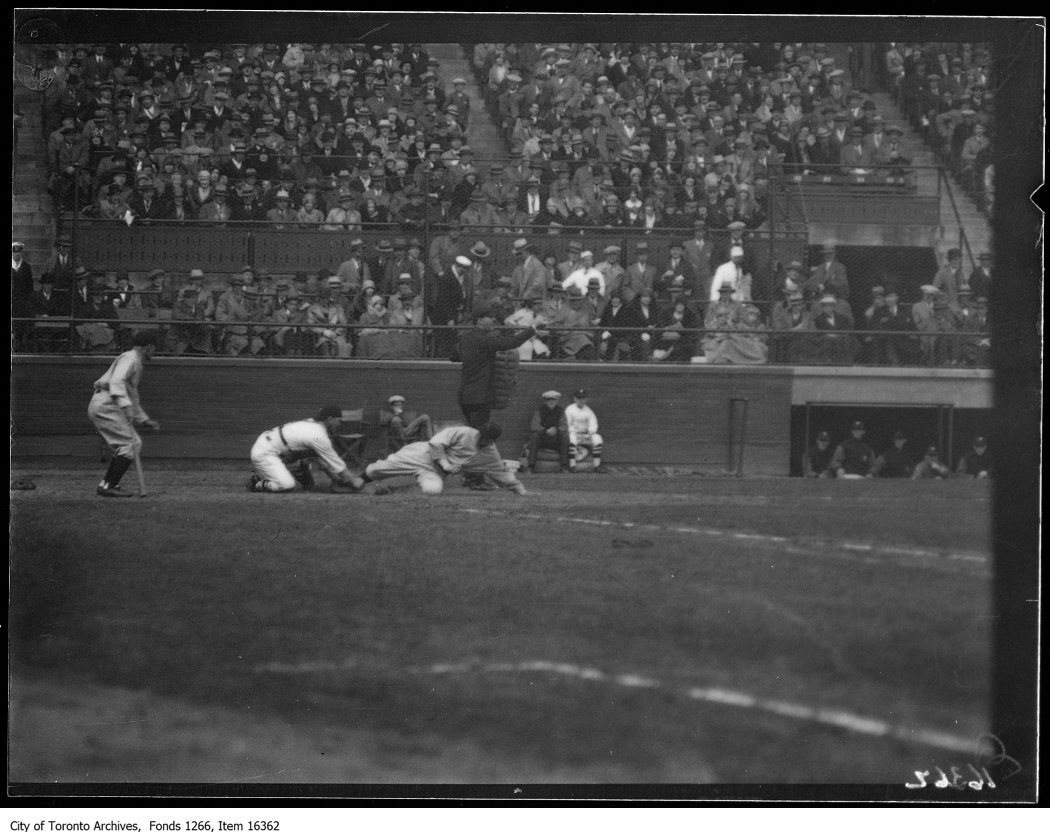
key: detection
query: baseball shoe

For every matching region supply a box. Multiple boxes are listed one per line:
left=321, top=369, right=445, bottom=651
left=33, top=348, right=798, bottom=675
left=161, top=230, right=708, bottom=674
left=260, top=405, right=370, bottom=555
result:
left=568, top=465, right=578, bottom=474
left=246, top=473, right=261, bottom=492
left=373, top=484, right=393, bottom=496
left=593, top=466, right=610, bottom=474
left=468, top=481, right=497, bottom=491
left=97, top=484, right=134, bottom=498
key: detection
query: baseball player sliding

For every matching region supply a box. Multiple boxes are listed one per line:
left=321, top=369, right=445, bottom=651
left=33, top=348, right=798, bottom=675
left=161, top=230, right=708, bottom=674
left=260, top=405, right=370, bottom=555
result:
left=88, top=330, right=161, bottom=497
left=247, top=405, right=365, bottom=493
left=357, top=422, right=528, bottom=496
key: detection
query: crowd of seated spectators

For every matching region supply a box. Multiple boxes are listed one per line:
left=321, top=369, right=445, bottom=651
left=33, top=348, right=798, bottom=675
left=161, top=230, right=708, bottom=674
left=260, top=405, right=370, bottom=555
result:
left=880, top=42, right=994, bottom=212
left=39, top=40, right=514, bottom=227
left=17, top=231, right=988, bottom=369
left=470, top=40, right=925, bottom=225
left=18, top=41, right=988, bottom=367
left=34, top=41, right=924, bottom=233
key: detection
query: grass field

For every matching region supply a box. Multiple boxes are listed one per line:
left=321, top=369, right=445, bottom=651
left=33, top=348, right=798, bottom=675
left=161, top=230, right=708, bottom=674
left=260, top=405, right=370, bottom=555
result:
left=9, top=461, right=993, bottom=787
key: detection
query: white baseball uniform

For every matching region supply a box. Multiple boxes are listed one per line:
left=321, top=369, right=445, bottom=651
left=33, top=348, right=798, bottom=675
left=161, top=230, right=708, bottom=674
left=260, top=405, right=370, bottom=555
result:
left=563, top=401, right=604, bottom=466
left=364, top=425, right=526, bottom=495
left=250, top=418, right=348, bottom=491
left=88, top=348, right=151, bottom=459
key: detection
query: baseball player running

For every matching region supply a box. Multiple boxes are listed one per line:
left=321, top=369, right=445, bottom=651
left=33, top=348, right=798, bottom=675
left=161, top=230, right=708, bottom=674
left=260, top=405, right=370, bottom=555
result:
left=247, top=405, right=365, bottom=493
left=357, top=422, right=528, bottom=496
left=88, top=330, right=161, bottom=497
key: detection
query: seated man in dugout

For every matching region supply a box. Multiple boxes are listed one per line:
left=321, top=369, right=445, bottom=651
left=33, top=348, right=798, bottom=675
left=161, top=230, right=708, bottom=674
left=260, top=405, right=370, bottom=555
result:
left=380, top=394, right=434, bottom=454
left=525, top=390, right=571, bottom=474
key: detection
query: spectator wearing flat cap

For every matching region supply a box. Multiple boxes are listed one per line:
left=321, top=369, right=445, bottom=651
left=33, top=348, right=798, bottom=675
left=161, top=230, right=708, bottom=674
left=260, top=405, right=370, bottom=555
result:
left=140, top=267, right=175, bottom=322
left=525, top=391, right=572, bottom=473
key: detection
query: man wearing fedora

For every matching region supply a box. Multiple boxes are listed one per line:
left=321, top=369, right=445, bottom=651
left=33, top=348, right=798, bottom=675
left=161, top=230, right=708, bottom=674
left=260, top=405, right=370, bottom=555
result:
left=804, top=242, right=850, bottom=302
left=308, top=276, right=351, bottom=358
left=215, top=274, right=265, bottom=356
left=510, top=237, right=549, bottom=301
left=335, top=238, right=371, bottom=291
left=170, top=268, right=216, bottom=355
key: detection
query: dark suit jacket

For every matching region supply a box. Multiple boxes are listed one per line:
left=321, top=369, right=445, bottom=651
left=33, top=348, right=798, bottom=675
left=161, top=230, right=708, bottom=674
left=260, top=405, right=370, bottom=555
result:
left=455, top=325, right=534, bottom=406
left=12, top=261, right=34, bottom=318
left=32, top=288, right=62, bottom=317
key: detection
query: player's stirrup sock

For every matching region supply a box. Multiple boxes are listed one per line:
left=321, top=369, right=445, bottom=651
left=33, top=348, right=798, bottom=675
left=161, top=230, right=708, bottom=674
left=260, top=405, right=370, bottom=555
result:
left=102, top=455, right=132, bottom=488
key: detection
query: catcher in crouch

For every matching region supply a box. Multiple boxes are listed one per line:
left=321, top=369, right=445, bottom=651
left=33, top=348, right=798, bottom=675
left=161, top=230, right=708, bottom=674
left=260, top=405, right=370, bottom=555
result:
left=357, top=422, right=528, bottom=497
left=247, top=404, right=365, bottom=493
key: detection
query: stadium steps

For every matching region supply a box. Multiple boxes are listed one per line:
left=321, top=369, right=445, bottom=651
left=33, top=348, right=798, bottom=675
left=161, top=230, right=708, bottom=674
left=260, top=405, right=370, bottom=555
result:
left=12, top=97, right=56, bottom=267
left=426, top=43, right=507, bottom=163
left=868, top=91, right=992, bottom=262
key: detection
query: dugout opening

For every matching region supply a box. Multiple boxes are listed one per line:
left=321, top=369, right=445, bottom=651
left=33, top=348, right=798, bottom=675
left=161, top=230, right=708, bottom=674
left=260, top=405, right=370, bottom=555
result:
left=789, top=404, right=992, bottom=476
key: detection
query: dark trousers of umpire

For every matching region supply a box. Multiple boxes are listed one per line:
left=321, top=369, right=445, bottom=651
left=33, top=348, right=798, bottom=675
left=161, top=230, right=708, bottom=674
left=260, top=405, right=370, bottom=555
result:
left=459, top=401, right=490, bottom=486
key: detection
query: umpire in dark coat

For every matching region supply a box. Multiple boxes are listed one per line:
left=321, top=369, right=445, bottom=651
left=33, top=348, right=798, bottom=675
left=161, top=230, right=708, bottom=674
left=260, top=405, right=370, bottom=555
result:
left=453, top=300, right=538, bottom=429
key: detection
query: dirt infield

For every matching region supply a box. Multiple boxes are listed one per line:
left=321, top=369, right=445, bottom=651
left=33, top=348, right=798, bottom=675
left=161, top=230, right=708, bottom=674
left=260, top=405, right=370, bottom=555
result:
left=10, top=463, right=993, bottom=787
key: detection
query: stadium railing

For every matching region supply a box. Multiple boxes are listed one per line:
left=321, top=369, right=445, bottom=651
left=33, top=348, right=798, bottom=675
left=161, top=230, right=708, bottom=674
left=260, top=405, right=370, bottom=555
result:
left=12, top=314, right=991, bottom=370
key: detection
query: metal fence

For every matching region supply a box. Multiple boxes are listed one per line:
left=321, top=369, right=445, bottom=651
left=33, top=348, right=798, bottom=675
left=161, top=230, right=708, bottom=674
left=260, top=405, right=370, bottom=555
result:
left=13, top=314, right=991, bottom=370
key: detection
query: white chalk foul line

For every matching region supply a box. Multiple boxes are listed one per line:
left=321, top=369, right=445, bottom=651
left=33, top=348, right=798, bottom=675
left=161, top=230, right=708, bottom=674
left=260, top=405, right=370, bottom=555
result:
left=252, top=657, right=977, bottom=752
left=456, top=508, right=987, bottom=567
left=416, top=660, right=976, bottom=754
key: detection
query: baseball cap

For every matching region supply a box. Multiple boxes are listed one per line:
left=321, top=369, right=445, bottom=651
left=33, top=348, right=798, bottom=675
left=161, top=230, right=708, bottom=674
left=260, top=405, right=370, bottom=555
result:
left=574, top=389, right=588, bottom=398
left=817, top=430, right=830, bottom=441
left=542, top=390, right=562, bottom=401
left=851, top=420, right=865, bottom=430
left=388, top=395, right=406, bottom=405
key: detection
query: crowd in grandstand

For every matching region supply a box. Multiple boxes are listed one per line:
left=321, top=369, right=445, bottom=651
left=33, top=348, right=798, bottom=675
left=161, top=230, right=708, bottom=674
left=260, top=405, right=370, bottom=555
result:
left=17, top=40, right=992, bottom=366
left=881, top=42, right=994, bottom=213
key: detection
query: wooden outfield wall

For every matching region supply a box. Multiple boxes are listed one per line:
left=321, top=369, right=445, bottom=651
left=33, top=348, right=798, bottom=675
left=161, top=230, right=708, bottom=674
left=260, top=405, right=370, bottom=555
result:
left=11, top=357, right=993, bottom=475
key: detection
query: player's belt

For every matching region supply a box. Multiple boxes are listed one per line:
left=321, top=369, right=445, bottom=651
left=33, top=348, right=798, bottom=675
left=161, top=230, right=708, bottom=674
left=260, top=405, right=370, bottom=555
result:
left=278, top=425, right=290, bottom=450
